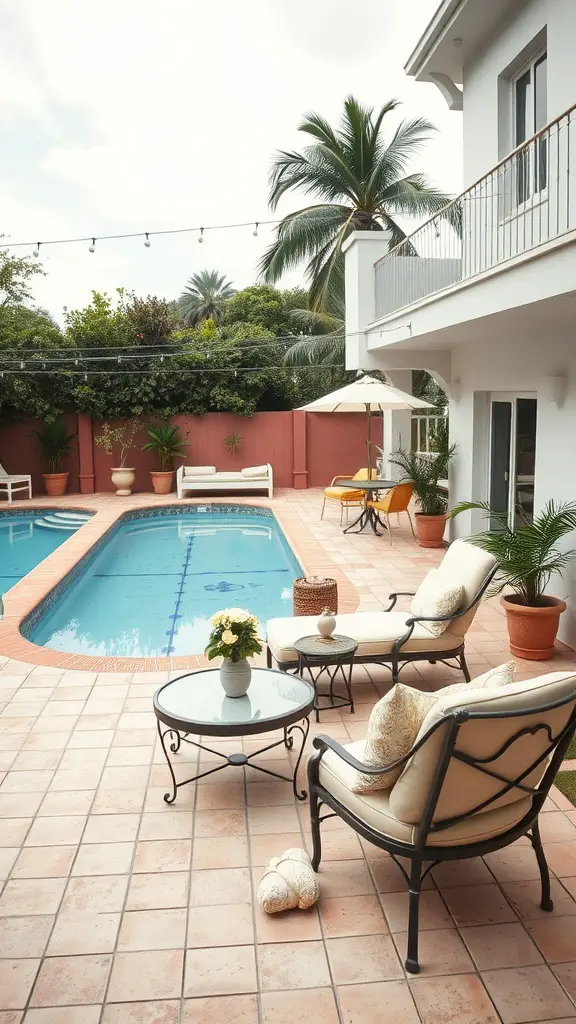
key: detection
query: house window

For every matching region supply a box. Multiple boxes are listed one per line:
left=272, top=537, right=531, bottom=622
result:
left=513, top=51, right=547, bottom=203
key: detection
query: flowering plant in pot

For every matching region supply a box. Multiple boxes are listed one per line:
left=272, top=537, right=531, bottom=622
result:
left=94, top=420, right=140, bottom=495
left=141, top=423, right=187, bottom=494
left=388, top=444, right=456, bottom=547
left=448, top=499, right=576, bottom=659
left=205, top=608, right=262, bottom=698
left=31, top=418, right=77, bottom=496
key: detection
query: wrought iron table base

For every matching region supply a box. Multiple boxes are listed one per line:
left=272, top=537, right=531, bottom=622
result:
left=343, top=504, right=387, bottom=536
left=297, top=656, right=355, bottom=723
left=157, top=717, right=310, bottom=803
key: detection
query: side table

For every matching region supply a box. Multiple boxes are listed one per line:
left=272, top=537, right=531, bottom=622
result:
left=293, top=634, right=357, bottom=723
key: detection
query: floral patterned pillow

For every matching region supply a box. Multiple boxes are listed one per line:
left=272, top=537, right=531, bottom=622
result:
left=350, top=684, right=438, bottom=793
left=410, top=569, right=464, bottom=637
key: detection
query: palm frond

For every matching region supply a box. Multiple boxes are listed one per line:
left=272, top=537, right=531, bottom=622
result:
left=259, top=205, right=351, bottom=283
left=283, top=333, right=345, bottom=366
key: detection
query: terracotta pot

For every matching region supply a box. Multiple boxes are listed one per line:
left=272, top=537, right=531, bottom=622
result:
left=502, top=594, right=567, bottom=660
left=150, top=471, right=174, bottom=495
left=414, top=513, right=447, bottom=548
left=43, top=472, right=68, bottom=497
left=110, top=467, right=135, bottom=496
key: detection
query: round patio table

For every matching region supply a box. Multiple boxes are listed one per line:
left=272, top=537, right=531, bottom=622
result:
left=153, top=667, right=315, bottom=803
left=337, top=479, right=396, bottom=535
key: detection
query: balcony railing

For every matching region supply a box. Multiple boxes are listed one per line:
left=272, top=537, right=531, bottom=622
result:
left=374, top=104, right=576, bottom=320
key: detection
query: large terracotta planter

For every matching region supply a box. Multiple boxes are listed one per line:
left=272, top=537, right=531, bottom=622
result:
left=43, top=472, right=68, bottom=497
left=150, top=471, right=174, bottom=495
left=111, top=467, right=135, bottom=496
left=502, top=594, right=566, bottom=660
left=414, top=513, right=447, bottom=548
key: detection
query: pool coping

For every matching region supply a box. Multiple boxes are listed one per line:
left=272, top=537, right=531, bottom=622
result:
left=0, top=494, right=359, bottom=672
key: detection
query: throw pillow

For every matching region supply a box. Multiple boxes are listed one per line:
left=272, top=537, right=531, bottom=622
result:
left=350, top=684, right=438, bottom=794
left=438, top=660, right=516, bottom=696
left=410, top=569, right=464, bottom=638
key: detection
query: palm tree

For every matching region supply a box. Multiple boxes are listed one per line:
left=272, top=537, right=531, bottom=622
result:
left=260, top=95, right=458, bottom=314
left=283, top=294, right=345, bottom=367
left=178, top=270, right=236, bottom=326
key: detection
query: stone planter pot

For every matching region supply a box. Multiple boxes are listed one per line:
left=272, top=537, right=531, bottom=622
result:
left=150, top=471, right=174, bottom=495
left=220, top=658, right=251, bottom=698
left=414, top=513, right=447, bottom=548
left=43, top=472, right=68, bottom=497
left=111, top=467, right=135, bottom=496
left=502, top=594, right=566, bottom=660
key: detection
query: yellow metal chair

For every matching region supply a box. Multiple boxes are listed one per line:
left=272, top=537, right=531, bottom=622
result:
left=367, top=482, right=415, bottom=544
left=321, top=468, right=377, bottom=524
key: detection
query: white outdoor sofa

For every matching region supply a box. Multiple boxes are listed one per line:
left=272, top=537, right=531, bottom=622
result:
left=177, top=464, right=273, bottom=499
left=0, top=463, right=32, bottom=503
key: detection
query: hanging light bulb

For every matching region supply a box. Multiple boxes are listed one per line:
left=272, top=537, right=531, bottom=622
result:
left=144, top=232, right=151, bottom=248
left=33, top=242, right=41, bottom=258
left=253, top=222, right=259, bottom=237
left=198, top=227, right=204, bottom=243
left=160, top=354, right=164, bottom=363
left=89, top=237, right=96, bottom=253
left=84, top=372, right=88, bottom=381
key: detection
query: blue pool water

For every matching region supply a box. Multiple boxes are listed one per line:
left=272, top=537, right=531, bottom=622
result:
left=28, top=507, right=302, bottom=658
left=0, top=512, right=90, bottom=596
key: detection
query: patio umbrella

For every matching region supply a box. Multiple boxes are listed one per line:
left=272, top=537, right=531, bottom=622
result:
left=298, top=374, right=433, bottom=476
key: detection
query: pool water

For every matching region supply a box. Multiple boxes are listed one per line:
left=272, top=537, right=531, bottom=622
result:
left=0, top=512, right=88, bottom=596
left=29, top=508, right=302, bottom=658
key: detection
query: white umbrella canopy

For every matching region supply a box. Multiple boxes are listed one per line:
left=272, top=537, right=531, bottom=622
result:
left=298, top=374, right=433, bottom=476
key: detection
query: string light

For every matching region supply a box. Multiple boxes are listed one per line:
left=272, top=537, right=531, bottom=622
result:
left=144, top=232, right=151, bottom=248
left=88, top=237, right=96, bottom=253
left=197, top=227, right=204, bottom=243
left=33, top=243, right=41, bottom=258
left=253, top=222, right=259, bottom=237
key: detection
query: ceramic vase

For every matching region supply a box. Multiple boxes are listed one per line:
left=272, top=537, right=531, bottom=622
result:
left=317, top=610, right=336, bottom=639
left=220, top=657, right=251, bottom=698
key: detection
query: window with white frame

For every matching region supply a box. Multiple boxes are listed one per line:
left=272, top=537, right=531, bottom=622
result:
left=513, top=50, right=547, bottom=204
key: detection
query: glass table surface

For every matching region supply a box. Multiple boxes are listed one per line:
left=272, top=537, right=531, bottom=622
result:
left=154, top=667, right=314, bottom=732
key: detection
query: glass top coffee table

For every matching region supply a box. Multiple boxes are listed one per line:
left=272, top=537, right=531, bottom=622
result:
left=153, top=667, right=315, bottom=803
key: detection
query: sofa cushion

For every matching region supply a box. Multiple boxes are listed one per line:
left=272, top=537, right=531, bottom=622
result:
left=241, top=465, right=268, bottom=478
left=350, top=684, right=437, bottom=793
left=431, top=540, right=497, bottom=638
left=184, top=466, right=216, bottom=476
left=318, top=741, right=532, bottom=847
left=266, top=612, right=465, bottom=664
left=410, top=569, right=464, bottom=637
left=389, top=671, right=576, bottom=826
left=439, top=660, right=516, bottom=696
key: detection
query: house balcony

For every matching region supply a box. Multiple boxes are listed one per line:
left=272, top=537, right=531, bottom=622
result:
left=369, top=104, right=576, bottom=353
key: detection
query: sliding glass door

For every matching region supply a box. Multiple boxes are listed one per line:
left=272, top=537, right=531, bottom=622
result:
left=489, top=394, right=537, bottom=527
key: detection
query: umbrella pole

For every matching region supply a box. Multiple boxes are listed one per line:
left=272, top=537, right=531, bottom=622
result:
left=366, top=405, right=372, bottom=478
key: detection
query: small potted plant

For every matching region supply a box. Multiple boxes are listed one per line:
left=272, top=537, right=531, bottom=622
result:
left=94, top=419, right=140, bottom=495
left=141, top=422, right=187, bottom=494
left=449, top=499, right=576, bottom=659
left=205, top=608, right=262, bottom=697
left=389, top=444, right=456, bottom=547
left=32, top=418, right=77, bottom=496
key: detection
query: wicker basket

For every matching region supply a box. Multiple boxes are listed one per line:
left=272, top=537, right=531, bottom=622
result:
left=293, top=576, right=338, bottom=616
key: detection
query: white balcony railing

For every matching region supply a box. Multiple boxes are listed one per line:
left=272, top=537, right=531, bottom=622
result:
left=375, top=104, right=576, bottom=320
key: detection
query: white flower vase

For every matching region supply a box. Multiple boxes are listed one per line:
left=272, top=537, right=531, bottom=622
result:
left=220, top=658, right=251, bottom=698
left=317, top=611, right=336, bottom=639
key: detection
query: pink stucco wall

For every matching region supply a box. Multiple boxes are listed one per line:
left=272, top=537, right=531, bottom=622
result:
left=0, top=415, right=80, bottom=496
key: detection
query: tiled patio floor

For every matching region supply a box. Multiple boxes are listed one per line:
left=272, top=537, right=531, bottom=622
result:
left=1, top=489, right=576, bottom=1022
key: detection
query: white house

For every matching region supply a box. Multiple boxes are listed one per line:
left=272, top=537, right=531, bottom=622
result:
left=345, top=0, right=576, bottom=646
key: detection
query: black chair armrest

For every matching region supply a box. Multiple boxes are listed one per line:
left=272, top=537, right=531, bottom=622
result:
left=311, top=731, right=439, bottom=778
left=386, top=591, right=416, bottom=611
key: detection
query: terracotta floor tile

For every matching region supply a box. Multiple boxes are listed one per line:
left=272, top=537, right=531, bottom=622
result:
left=552, top=962, right=576, bottom=1003
left=461, top=922, right=544, bottom=970
left=337, top=980, right=421, bottom=1023
left=82, top=814, right=140, bottom=844
left=380, top=890, right=452, bottom=933
left=255, top=905, right=321, bottom=943
left=482, top=964, right=576, bottom=1023
left=246, top=805, right=300, bottom=835
left=23, top=815, right=86, bottom=848
left=544, top=842, right=576, bottom=878
left=319, top=894, right=388, bottom=938
left=184, top=945, right=257, bottom=997
left=133, top=839, right=191, bottom=873
left=138, top=812, right=193, bottom=841
left=260, top=988, right=339, bottom=1023
left=410, top=973, right=500, bottom=1024
left=368, top=853, right=433, bottom=892
left=432, top=858, right=494, bottom=888
left=503, top=879, right=576, bottom=920
left=0, top=793, right=43, bottom=818
left=92, top=789, right=146, bottom=815
left=100, top=1003, right=179, bottom=1024
left=47, top=911, right=120, bottom=955
left=193, top=836, right=249, bottom=869
left=484, top=846, right=544, bottom=884
left=107, top=950, right=184, bottom=1002
left=62, top=875, right=128, bottom=913
left=193, top=809, right=247, bottom=838
left=258, top=940, right=331, bottom=990
left=0, top=916, right=53, bottom=958
left=72, top=842, right=134, bottom=875
left=195, top=783, right=246, bottom=810
left=125, top=871, right=189, bottom=911
left=25, top=1007, right=102, bottom=1023
left=0, top=819, right=32, bottom=846
left=189, top=868, right=251, bottom=906
left=38, top=791, right=94, bottom=816
left=526, top=916, right=576, bottom=963
left=117, top=908, right=187, bottom=951
left=248, top=834, right=300, bottom=867
left=11, top=845, right=76, bottom=879
left=0, top=958, right=40, bottom=1009
left=0, top=878, right=66, bottom=916
left=315, top=859, right=375, bottom=898
left=442, top=883, right=517, bottom=927
left=326, top=934, right=403, bottom=985
left=395, top=927, right=474, bottom=975
left=0, top=770, right=53, bottom=793
left=181, top=994, right=258, bottom=1023
left=30, top=954, right=112, bottom=1006
left=185, top=904, right=253, bottom=948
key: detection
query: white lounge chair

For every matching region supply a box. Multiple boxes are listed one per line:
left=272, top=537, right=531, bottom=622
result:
left=0, top=463, right=32, bottom=503
left=176, top=464, right=273, bottom=499
left=266, top=539, right=497, bottom=684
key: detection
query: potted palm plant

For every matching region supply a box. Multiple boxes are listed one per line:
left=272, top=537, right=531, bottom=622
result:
left=389, top=445, right=456, bottom=547
left=449, top=499, right=576, bottom=659
left=32, top=418, right=77, bottom=496
left=142, top=423, right=187, bottom=494
left=94, top=420, right=140, bottom=495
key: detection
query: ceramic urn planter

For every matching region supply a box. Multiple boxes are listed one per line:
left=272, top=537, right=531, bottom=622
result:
left=111, top=467, right=136, bottom=496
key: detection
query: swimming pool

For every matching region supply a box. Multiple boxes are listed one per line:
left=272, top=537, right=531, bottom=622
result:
left=27, top=506, right=302, bottom=658
left=0, top=510, right=92, bottom=596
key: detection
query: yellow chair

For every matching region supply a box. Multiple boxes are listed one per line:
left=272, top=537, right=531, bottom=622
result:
left=367, top=482, right=415, bottom=544
left=321, top=468, right=377, bottom=524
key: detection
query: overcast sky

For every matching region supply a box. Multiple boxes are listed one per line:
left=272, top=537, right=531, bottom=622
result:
left=0, top=0, right=462, bottom=322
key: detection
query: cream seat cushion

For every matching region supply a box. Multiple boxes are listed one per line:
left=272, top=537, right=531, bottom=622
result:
left=318, top=740, right=532, bottom=847
left=184, top=466, right=216, bottom=476
left=266, top=612, right=466, bottom=665
left=410, top=569, right=464, bottom=638
left=242, top=465, right=268, bottom=478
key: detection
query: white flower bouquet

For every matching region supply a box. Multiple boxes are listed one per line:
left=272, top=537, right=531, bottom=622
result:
left=205, top=607, right=263, bottom=663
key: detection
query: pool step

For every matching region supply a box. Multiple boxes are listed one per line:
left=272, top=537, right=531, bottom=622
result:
left=51, top=512, right=91, bottom=523
left=35, top=519, right=79, bottom=531
left=34, top=512, right=91, bottom=532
